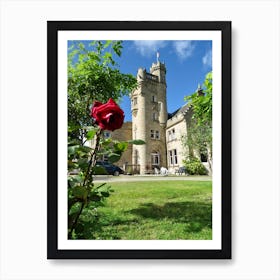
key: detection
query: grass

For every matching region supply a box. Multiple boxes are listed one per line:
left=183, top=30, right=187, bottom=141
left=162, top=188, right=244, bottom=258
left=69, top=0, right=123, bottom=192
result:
left=91, top=180, right=212, bottom=240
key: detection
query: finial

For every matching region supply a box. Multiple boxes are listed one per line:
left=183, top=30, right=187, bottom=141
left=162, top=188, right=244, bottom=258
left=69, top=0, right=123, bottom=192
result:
left=156, top=51, right=160, bottom=63
left=197, top=84, right=204, bottom=96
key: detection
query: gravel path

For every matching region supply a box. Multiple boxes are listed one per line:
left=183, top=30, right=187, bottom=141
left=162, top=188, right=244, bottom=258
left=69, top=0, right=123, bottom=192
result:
left=93, top=175, right=212, bottom=183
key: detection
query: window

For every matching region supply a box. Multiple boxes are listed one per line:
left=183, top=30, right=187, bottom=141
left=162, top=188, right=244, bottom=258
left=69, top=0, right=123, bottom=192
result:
left=155, top=130, right=160, bottom=139
left=174, top=149, right=178, bottom=164
left=133, top=97, right=137, bottom=105
left=200, top=154, right=207, bottom=162
left=168, top=131, right=171, bottom=141
left=200, top=146, right=208, bottom=162
left=152, top=95, right=157, bottom=102
left=168, top=128, right=176, bottom=141
left=169, top=150, right=173, bottom=165
left=152, top=112, right=158, bottom=121
left=151, top=153, right=160, bottom=166
left=151, top=130, right=160, bottom=139
left=168, top=149, right=178, bottom=166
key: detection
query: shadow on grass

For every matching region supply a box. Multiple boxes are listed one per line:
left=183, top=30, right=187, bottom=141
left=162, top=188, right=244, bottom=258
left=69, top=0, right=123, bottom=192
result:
left=127, top=201, right=212, bottom=233
left=87, top=201, right=212, bottom=239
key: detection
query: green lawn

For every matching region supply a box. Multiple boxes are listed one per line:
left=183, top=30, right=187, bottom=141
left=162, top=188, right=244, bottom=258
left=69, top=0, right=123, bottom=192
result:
left=92, top=180, right=212, bottom=240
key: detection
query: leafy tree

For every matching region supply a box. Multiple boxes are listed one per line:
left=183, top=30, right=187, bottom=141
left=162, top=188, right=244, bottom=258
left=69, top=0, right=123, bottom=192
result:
left=182, top=71, right=212, bottom=171
left=67, top=41, right=141, bottom=239
left=188, top=71, right=212, bottom=126
left=68, top=40, right=137, bottom=143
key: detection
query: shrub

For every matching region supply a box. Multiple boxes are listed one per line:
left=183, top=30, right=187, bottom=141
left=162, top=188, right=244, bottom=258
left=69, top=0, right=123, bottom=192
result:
left=183, top=157, right=208, bottom=175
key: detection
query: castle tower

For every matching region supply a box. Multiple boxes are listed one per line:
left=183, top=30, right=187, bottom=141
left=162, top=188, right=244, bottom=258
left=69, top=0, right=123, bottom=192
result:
left=130, top=61, right=168, bottom=174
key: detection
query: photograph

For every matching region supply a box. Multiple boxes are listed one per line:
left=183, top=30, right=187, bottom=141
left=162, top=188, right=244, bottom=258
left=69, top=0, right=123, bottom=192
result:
left=67, top=39, right=213, bottom=240
left=48, top=21, right=231, bottom=259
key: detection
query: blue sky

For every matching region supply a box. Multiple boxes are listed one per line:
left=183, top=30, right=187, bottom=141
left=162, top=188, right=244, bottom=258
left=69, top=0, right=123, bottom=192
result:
left=115, top=40, right=212, bottom=121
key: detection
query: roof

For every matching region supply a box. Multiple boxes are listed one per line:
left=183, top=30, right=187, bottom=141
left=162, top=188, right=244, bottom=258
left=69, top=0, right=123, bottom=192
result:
left=167, top=103, right=190, bottom=120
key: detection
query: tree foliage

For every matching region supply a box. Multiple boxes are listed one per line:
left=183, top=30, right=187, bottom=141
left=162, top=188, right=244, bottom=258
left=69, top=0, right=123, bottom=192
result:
left=182, top=71, right=212, bottom=169
left=68, top=40, right=137, bottom=142
left=183, top=157, right=208, bottom=175
left=186, top=71, right=212, bottom=127
left=67, top=41, right=140, bottom=239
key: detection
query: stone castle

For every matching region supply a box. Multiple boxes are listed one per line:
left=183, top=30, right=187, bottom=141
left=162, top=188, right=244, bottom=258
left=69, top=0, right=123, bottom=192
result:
left=110, top=60, right=208, bottom=175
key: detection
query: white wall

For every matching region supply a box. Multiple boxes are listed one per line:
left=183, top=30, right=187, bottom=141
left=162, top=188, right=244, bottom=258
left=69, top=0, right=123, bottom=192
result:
left=166, top=116, right=188, bottom=173
left=0, top=0, right=279, bottom=279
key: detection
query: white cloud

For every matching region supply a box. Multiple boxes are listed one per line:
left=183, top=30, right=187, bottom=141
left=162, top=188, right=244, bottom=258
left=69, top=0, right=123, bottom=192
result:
left=132, top=40, right=167, bottom=57
left=173, top=41, right=195, bottom=60
left=202, top=49, right=212, bottom=68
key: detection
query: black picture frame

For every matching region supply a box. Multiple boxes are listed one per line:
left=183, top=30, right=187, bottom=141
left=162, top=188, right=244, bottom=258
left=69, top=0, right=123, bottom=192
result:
left=47, top=21, right=231, bottom=259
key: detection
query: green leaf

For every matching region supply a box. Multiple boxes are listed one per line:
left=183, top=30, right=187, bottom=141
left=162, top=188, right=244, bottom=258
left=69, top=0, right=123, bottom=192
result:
left=79, top=146, right=93, bottom=153
left=77, top=158, right=88, bottom=170
left=89, top=194, right=102, bottom=202
left=113, top=141, right=128, bottom=152
left=127, top=139, right=145, bottom=145
left=104, top=40, right=112, bottom=48
left=69, top=202, right=82, bottom=215
left=68, top=174, right=83, bottom=185
left=100, top=191, right=110, bottom=197
left=68, top=145, right=80, bottom=155
left=68, top=160, right=78, bottom=168
left=100, top=138, right=112, bottom=146
left=72, top=186, right=88, bottom=200
left=86, top=129, right=96, bottom=140
left=92, top=165, right=108, bottom=175
left=108, top=153, right=121, bottom=163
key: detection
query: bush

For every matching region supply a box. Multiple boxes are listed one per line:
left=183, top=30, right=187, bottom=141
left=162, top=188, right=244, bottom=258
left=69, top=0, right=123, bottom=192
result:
left=183, top=157, right=208, bottom=175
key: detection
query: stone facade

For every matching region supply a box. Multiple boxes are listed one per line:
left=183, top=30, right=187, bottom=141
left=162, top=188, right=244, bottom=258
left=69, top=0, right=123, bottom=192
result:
left=110, top=60, right=209, bottom=175
left=130, top=61, right=168, bottom=174
left=166, top=104, right=191, bottom=173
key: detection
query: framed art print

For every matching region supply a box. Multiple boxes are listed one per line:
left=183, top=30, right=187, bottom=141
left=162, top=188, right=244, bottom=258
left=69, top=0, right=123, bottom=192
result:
left=47, top=21, right=231, bottom=259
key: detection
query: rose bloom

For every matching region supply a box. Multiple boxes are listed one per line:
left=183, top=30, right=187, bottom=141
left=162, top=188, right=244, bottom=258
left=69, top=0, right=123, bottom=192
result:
left=91, top=98, right=125, bottom=131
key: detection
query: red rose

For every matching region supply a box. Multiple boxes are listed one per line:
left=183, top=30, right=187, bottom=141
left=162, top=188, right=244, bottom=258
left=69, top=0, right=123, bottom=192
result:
left=91, top=98, right=124, bottom=131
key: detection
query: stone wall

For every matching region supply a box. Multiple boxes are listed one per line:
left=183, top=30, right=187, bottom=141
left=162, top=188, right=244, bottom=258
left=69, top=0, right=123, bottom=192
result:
left=110, top=122, right=132, bottom=169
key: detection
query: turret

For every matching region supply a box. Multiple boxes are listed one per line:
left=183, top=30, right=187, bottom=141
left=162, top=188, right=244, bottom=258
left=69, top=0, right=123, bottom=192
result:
left=130, top=60, right=168, bottom=174
left=137, top=67, right=146, bottom=82
left=150, top=61, right=166, bottom=84
left=149, top=62, right=167, bottom=126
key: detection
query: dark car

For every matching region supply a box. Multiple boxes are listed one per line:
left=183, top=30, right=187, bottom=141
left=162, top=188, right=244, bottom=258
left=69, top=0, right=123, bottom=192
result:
left=95, top=161, right=124, bottom=176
